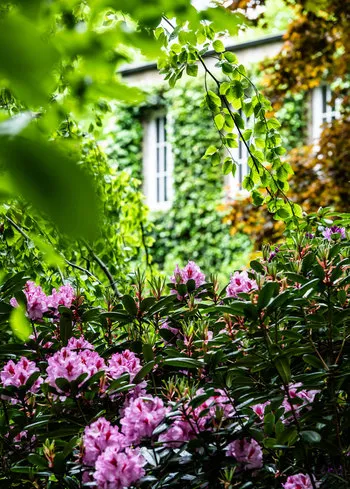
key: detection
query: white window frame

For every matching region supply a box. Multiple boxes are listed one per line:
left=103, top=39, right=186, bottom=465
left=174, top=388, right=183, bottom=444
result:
left=311, top=85, right=340, bottom=142
left=225, top=110, right=251, bottom=200
left=142, top=111, right=174, bottom=211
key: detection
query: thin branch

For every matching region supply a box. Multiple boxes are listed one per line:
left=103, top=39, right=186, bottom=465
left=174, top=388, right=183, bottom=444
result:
left=5, top=215, right=101, bottom=284
left=85, top=243, right=121, bottom=297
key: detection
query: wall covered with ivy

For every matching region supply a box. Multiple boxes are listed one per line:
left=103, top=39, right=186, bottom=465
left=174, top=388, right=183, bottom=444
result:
left=103, top=80, right=254, bottom=278
left=103, top=76, right=308, bottom=276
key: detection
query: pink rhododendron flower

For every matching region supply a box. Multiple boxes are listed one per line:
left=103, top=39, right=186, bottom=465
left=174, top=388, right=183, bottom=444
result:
left=160, top=321, right=179, bottom=337
left=170, top=261, right=206, bottom=298
left=13, top=430, right=36, bottom=444
left=282, top=383, right=319, bottom=418
left=80, top=350, right=106, bottom=377
left=226, top=271, right=258, bottom=298
left=47, top=284, right=75, bottom=313
left=322, top=226, right=346, bottom=241
left=107, top=350, right=141, bottom=381
left=10, top=281, right=49, bottom=320
left=196, top=388, right=234, bottom=419
left=226, top=438, right=263, bottom=470
left=121, top=395, right=167, bottom=444
left=0, top=357, right=42, bottom=393
left=282, top=473, right=318, bottom=489
left=251, top=401, right=271, bottom=420
left=83, top=417, right=127, bottom=466
left=93, top=446, right=145, bottom=489
left=10, top=281, right=75, bottom=321
left=5, top=428, right=36, bottom=444
left=158, top=419, right=194, bottom=447
left=159, top=389, right=233, bottom=447
left=67, top=335, right=94, bottom=350
left=46, top=347, right=105, bottom=393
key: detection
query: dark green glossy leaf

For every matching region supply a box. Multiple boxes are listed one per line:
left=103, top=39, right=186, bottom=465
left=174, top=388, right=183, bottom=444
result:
left=133, top=361, right=155, bottom=384
left=121, top=294, right=138, bottom=316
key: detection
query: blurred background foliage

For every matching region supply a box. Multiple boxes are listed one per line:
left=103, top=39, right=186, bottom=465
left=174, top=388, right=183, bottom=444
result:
left=224, top=0, right=350, bottom=248
left=0, top=0, right=246, bottom=292
left=102, top=84, right=252, bottom=280
left=0, top=0, right=349, bottom=290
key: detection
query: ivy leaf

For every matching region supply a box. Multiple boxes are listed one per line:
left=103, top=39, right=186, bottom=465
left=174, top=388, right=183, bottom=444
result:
left=231, top=80, right=244, bottom=99
left=233, top=112, right=245, bottom=130
left=207, top=90, right=221, bottom=107
left=202, top=145, right=218, bottom=158
left=222, top=158, right=233, bottom=175
left=224, top=52, right=238, bottom=63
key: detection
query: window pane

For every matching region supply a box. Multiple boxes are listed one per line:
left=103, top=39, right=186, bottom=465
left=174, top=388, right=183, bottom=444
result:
left=156, top=117, right=160, bottom=143
left=164, top=145, right=167, bottom=171
left=164, top=176, right=167, bottom=201
left=156, top=147, right=160, bottom=173
left=157, top=177, right=160, bottom=203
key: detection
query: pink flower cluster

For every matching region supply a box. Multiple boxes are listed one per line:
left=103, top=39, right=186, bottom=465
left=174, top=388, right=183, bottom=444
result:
left=322, top=226, right=346, bottom=241
left=106, top=350, right=141, bottom=382
left=67, top=336, right=94, bottom=350
left=83, top=417, right=127, bottom=466
left=46, top=342, right=105, bottom=393
left=251, top=401, right=271, bottom=420
left=121, top=395, right=167, bottom=444
left=94, top=446, right=145, bottom=489
left=226, top=438, right=263, bottom=470
left=10, top=281, right=75, bottom=321
left=170, top=261, right=206, bottom=298
left=282, top=383, right=319, bottom=418
left=226, top=271, right=258, bottom=298
left=282, top=473, right=318, bottom=489
left=82, top=417, right=145, bottom=489
left=0, top=356, right=43, bottom=394
left=159, top=389, right=234, bottom=447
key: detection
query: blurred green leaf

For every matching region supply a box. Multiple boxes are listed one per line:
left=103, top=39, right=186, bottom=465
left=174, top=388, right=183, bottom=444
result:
left=0, top=135, right=100, bottom=239
left=9, top=304, right=31, bottom=341
left=0, top=14, right=58, bottom=105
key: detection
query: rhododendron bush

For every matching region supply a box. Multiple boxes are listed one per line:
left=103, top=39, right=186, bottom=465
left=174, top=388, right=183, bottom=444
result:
left=0, top=210, right=349, bottom=489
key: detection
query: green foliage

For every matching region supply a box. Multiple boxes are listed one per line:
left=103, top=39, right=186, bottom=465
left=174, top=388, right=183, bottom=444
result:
left=157, top=22, right=304, bottom=227
left=155, top=83, right=251, bottom=274
left=0, top=134, right=149, bottom=295
left=0, top=211, right=349, bottom=488
left=102, top=84, right=251, bottom=277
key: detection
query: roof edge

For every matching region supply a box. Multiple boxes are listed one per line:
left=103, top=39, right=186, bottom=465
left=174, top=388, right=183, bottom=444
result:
left=119, top=33, right=284, bottom=76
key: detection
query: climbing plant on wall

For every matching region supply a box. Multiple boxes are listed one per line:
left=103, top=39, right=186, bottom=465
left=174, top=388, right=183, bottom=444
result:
left=102, top=83, right=251, bottom=277
left=223, top=0, right=350, bottom=247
